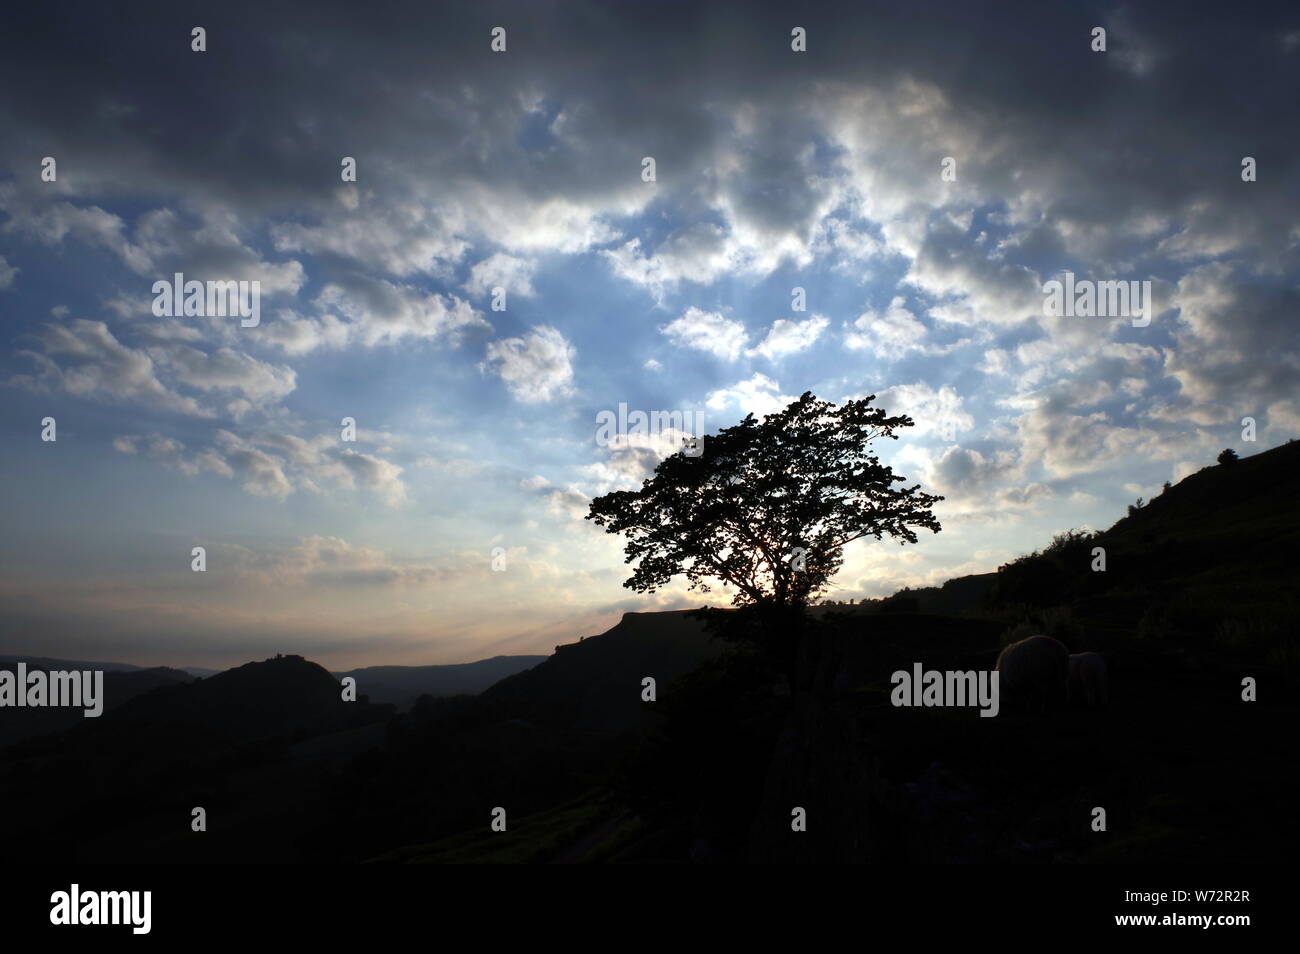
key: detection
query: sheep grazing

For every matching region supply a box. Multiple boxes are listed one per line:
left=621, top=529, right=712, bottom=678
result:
left=1068, top=652, right=1109, bottom=708
left=995, top=634, right=1069, bottom=712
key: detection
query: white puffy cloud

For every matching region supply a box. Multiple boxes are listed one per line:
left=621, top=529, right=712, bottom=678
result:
left=112, top=427, right=409, bottom=507
left=464, top=252, right=538, bottom=299
left=482, top=325, right=576, bottom=403
left=130, top=207, right=307, bottom=295
left=112, top=433, right=233, bottom=478
left=1265, top=399, right=1300, bottom=435
left=336, top=450, right=408, bottom=507
left=704, top=373, right=795, bottom=418
left=903, top=218, right=1044, bottom=328
left=270, top=197, right=471, bottom=278
left=256, top=310, right=352, bottom=355
left=874, top=381, right=974, bottom=439
left=312, top=276, right=488, bottom=350
left=211, top=430, right=295, bottom=499
left=518, top=474, right=590, bottom=522
left=150, top=343, right=296, bottom=409
left=1164, top=263, right=1300, bottom=410
left=748, top=314, right=829, bottom=360
left=11, top=319, right=211, bottom=416
left=0, top=194, right=306, bottom=297
left=660, top=307, right=748, bottom=361
left=845, top=297, right=929, bottom=358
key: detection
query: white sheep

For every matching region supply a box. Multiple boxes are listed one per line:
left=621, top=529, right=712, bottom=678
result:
left=1067, top=652, right=1108, bottom=707
left=995, top=634, right=1069, bottom=712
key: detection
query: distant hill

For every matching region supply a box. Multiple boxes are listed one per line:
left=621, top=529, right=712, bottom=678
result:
left=0, top=654, right=147, bottom=672
left=178, top=666, right=222, bottom=678
left=334, top=655, right=547, bottom=708
left=481, top=609, right=726, bottom=733
left=0, top=653, right=395, bottom=862
left=0, top=661, right=194, bottom=747
left=83, top=654, right=381, bottom=752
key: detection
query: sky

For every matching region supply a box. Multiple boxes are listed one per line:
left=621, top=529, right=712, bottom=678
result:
left=0, top=0, right=1297, bottom=669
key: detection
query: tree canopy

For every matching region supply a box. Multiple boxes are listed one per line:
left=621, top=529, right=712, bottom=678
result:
left=586, top=392, right=944, bottom=611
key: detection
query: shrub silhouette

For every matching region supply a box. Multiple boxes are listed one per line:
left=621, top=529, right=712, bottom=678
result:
left=1218, top=448, right=1239, bottom=464
left=989, top=528, right=1096, bottom=608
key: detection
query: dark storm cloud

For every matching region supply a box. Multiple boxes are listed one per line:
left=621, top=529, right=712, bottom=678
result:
left=1, top=0, right=1295, bottom=261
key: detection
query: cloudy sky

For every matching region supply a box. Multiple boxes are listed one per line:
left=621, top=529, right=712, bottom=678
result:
left=1, top=1, right=1296, bottom=669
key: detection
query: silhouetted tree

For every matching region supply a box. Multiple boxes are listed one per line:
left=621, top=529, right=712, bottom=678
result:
left=586, top=392, right=943, bottom=682
left=1218, top=448, right=1239, bottom=465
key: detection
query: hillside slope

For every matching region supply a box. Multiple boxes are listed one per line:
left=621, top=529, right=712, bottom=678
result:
left=481, top=610, right=726, bottom=733
left=987, top=440, right=1300, bottom=662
